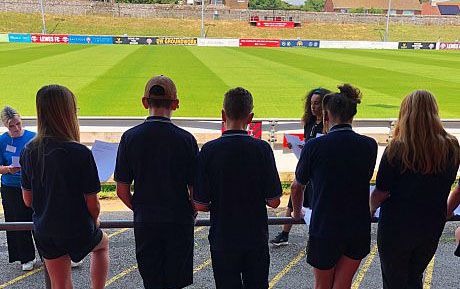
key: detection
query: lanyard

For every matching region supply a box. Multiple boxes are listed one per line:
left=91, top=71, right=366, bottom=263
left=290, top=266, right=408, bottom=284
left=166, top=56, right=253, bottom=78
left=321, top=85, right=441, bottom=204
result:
left=329, top=125, right=353, bottom=134
left=221, top=133, right=251, bottom=138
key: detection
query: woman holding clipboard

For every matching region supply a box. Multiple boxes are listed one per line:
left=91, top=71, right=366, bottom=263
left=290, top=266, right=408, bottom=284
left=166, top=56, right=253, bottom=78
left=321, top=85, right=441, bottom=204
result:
left=0, top=106, right=36, bottom=271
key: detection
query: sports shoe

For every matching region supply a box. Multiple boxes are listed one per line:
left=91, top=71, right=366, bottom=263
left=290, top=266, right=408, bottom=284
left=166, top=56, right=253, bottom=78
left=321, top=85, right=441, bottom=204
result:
left=21, top=259, right=36, bottom=271
left=71, top=260, right=83, bottom=268
left=270, top=231, right=289, bottom=246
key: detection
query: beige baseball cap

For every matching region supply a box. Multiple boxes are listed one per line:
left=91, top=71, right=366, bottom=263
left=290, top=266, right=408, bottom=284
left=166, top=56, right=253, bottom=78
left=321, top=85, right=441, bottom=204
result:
left=143, top=75, right=177, bottom=100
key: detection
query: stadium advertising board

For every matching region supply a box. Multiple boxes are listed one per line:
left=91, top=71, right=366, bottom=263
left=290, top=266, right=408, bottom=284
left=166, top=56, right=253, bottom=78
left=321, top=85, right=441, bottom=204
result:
left=8, top=33, right=31, bottom=43
left=280, top=40, right=319, bottom=48
left=398, top=42, right=436, bottom=50
left=255, top=21, right=295, bottom=28
left=439, top=42, right=460, bottom=50
left=69, top=35, right=92, bottom=44
left=31, top=34, right=69, bottom=44
left=0, top=34, right=8, bottom=42
left=91, top=36, right=113, bottom=45
left=112, top=36, right=157, bottom=45
left=320, top=41, right=398, bottom=49
left=155, top=37, right=197, bottom=45
left=197, top=38, right=239, bottom=47
left=239, top=39, right=280, bottom=47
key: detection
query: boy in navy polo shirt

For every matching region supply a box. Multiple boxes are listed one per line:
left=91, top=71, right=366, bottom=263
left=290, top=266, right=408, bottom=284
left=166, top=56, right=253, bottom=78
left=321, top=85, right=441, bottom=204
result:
left=194, top=87, right=282, bottom=289
left=115, top=75, right=198, bottom=289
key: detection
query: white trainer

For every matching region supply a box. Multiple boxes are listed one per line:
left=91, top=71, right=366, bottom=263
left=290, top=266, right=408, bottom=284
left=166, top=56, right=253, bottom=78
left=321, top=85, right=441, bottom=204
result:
left=21, top=259, right=36, bottom=271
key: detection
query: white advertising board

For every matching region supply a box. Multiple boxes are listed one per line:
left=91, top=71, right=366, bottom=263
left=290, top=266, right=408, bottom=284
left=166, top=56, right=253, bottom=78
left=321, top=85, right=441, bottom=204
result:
left=319, top=41, right=399, bottom=50
left=197, top=38, right=240, bottom=47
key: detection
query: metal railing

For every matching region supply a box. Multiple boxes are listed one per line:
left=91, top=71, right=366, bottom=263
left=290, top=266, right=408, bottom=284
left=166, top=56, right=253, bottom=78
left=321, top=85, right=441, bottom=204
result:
left=1, top=216, right=459, bottom=288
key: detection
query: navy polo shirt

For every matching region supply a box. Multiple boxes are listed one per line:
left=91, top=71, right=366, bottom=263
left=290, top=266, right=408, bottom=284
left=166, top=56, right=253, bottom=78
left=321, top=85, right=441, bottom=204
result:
left=114, top=116, right=198, bottom=225
left=20, top=139, right=101, bottom=238
left=376, top=148, right=458, bottom=237
left=295, top=124, right=378, bottom=239
left=194, top=130, right=282, bottom=251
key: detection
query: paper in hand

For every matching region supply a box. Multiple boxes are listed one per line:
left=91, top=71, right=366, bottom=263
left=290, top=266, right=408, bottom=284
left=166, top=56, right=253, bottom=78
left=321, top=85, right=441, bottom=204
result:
left=302, top=207, right=312, bottom=226
left=285, top=134, right=305, bottom=159
left=11, top=156, right=20, bottom=168
left=91, top=140, right=119, bottom=182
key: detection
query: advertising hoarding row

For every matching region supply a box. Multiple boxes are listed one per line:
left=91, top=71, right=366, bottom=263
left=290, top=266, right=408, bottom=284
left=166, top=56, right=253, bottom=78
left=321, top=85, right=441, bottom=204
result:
left=398, top=42, right=436, bottom=50
left=439, top=42, right=460, bottom=50
left=0, top=34, right=8, bottom=43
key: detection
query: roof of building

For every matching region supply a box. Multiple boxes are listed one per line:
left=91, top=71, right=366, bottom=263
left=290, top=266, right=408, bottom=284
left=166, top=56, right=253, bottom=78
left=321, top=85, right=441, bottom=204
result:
left=330, top=0, right=422, bottom=11
left=421, top=2, right=441, bottom=14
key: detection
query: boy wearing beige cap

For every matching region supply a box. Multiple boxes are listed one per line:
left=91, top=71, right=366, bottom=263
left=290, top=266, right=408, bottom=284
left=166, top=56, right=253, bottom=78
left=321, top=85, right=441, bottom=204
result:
left=115, top=75, right=198, bottom=289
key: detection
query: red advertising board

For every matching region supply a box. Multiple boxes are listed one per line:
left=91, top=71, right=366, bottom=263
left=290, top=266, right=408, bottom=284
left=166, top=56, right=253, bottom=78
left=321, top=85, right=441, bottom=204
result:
left=221, top=121, right=262, bottom=139
left=439, top=42, right=460, bottom=50
left=239, top=39, right=280, bottom=47
left=31, top=34, right=69, bottom=44
left=256, top=21, right=295, bottom=28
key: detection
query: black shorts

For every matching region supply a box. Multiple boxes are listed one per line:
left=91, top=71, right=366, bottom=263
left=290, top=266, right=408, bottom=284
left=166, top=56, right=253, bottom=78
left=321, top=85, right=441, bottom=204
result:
left=35, top=228, right=103, bottom=263
left=211, top=246, right=269, bottom=289
left=455, top=243, right=460, bottom=257
left=134, top=222, right=194, bottom=289
left=287, top=184, right=312, bottom=209
left=307, top=235, right=370, bottom=270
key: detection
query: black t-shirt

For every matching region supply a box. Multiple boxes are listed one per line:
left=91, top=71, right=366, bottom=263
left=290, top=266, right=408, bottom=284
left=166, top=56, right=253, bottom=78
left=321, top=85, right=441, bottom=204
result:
left=194, top=130, right=282, bottom=251
left=20, top=139, right=101, bottom=238
left=114, top=116, right=198, bottom=225
left=304, top=120, right=324, bottom=140
left=376, top=148, right=459, bottom=237
left=296, top=124, right=378, bottom=239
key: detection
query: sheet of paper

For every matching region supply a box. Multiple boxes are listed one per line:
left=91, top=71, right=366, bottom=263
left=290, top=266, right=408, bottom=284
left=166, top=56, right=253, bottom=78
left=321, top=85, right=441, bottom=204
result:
left=11, top=156, right=20, bottom=168
left=91, top=140, right=119, bottom=182
left=302, top=207, right=312, bottom=226
left=454, top=205, right=460, bottom=216
left=285, top=134, right=305, bottom=159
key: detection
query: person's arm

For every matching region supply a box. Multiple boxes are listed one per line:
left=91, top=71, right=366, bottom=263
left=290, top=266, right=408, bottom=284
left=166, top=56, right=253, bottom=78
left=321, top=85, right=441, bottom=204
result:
left=22, top=189, right=32, bottom=208
left=194, top=201, right=210, bottom=212
left=188, top=185, right=198, bottom=217
left=291, top=179, right=305, bottom=220
left=370, top=187, right=390, bottom=217
left=0, top=165, right=20, bottom=175
left=116, top=182, right=133, bottom=210
left=447, top=185, right=460, bottom=219
left=193, top=148, right=211, bottom=212
left=85, top=194, right=101, bottom=227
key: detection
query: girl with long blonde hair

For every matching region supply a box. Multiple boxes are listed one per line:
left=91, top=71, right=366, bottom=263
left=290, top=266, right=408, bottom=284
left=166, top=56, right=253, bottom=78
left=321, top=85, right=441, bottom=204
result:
left=20, top=85, right=109, bottom=289
left=371, top=90, right=460, bottom=289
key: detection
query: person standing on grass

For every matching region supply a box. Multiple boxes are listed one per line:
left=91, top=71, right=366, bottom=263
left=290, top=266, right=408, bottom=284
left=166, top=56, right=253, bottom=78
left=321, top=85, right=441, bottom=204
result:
left=115, top=75, right=198, bottom=289
left=194, top=87, right=282, bottom=289
left=448, top=183, right=460, bottom=258
left=271, top=87, right=330, bottom=246
left=0, top=106, right=37, bottom=271
left=20, top=85, right=109, bottom=289
left=370, top=90, right=460, bottom=289
left=292, top=84, right=377, bottom=289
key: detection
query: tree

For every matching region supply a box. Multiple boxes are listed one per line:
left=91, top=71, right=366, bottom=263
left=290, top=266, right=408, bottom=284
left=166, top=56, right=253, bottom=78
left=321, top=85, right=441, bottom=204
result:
left=302, top=0, right=325, bottom=12
left=249, top=0, right=291, bottom=10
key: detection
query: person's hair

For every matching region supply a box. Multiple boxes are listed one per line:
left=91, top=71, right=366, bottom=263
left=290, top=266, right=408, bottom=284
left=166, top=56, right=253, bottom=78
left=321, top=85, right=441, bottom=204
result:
left=33, top=85, right=80, bottom=144
left=322, top=84, right=362, bottom=123
left=301, top=88, right=331, bottom=125
left=387, top=90, right=460, bottom=174
left=1, top=106, right=20, bottom=126
left=223, top=87, right=254, bottom=120
left=146, top=85, right=174, bottom=109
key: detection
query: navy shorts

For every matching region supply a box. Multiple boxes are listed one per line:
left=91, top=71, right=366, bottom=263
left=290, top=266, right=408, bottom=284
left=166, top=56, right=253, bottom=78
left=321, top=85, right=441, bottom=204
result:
left=307, top=234, right=370, bottom=270
left=35, top=228, right=103, bottom=263
left=134, top=222, right=194, bottom=289
left=455, top=243, right=460, bottom=257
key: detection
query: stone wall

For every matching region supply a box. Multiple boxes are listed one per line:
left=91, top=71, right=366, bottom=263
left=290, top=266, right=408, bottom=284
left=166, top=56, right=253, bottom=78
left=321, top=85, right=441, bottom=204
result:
left=1, top=0, right=459, bottom=25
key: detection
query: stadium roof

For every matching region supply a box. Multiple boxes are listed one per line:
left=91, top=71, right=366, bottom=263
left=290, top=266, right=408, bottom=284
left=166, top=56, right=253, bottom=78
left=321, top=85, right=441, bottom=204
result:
left=329, top=0, right=422, bottom=10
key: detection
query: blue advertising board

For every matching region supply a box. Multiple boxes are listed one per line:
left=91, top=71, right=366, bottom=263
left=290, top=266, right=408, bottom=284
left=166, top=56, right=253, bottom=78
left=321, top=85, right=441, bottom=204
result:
left=280, top=40, right=320, bottom=48
left=90, top=36, right=113, bottom=45
left=69, top=35, right=91, bottom=44
left=8, top=33, right=31, bottom=43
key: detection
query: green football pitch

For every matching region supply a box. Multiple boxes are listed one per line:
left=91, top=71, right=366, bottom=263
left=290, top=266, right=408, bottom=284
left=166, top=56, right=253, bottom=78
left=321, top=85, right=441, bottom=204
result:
left=1, top=43, right=459, bottom=118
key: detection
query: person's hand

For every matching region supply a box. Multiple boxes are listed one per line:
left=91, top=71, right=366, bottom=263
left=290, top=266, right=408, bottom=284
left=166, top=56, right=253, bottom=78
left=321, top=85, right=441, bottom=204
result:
left=287, top=142, right=292, bottom=149
left=297, top=144, right=304, bottom=150
left=447, top=210, right=454, bottom=220
left=291, top=209, right=304, bottom=221
left=95, top=218, right=101, bottom=228
left=7, top=166, right=20, bottom=174
left=370, top=209, right=377, bottom=218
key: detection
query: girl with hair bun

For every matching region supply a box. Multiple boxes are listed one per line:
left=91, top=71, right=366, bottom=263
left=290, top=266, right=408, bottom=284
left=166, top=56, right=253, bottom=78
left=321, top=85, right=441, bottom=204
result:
left=291, top=84, right=378, bottom=289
